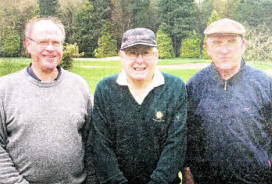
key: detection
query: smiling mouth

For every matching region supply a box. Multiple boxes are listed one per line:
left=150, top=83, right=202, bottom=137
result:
left=43, top=55, right=57, bottom=59
left=134, top=67, right=146, bottom=71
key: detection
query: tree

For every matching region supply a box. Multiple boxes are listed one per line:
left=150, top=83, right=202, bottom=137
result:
left=233, top=0, right=272, bottom=31
left=72, top=1, right=96, bottom=57
left=111, top=0, right=155, bottom=47
left=158, top=0, right=197, bottom=57
left=0, top=0, right=38, bottom=56
left=156, top=23, right=175, bottom=59
left=89, top=0, right=112, bottom=49
left=39, top=0, right=59, bottom=16
left=1, top=28, right=20, bottom=57
left=58, top=0, right=88, bottom=44
left=201, top=9, right=220, bottom=59
left=211, top=0, right=240, bottom=18
left=95, top=22, right=117, bottom=58
left=180, top=31, right=201, bottom=58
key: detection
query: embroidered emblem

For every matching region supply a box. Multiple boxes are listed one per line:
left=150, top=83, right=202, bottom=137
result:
left=156, top=111, right=163, bottom=119
left=153, top=111, right=164, bottom=122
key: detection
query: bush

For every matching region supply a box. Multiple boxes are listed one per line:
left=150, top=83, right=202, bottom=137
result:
left=245, top=24, right=272, bottom=62
left=94, top=22, right=117, bottom=58
left=156, top=23, right=175, bottom=59
left=60, top=43, right=84, bottom=70
left=180, top=31, right=201, bottom=58
left=1, top=29, right=20, bottom=57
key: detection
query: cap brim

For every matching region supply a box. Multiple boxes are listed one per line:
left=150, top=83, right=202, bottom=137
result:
left=121, top=42, right=157, bottom=50
left=206, top=33, right=244, bottom=37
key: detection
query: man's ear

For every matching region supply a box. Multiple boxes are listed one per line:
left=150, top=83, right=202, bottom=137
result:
left=204, top=40, right=210, bottom=57
left=24, top=38, right=31, bottom=54
left=241, top=39, right=246, bottom=55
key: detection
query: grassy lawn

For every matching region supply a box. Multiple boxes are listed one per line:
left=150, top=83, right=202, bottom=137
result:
left=0, top=57, right=272, bottom=94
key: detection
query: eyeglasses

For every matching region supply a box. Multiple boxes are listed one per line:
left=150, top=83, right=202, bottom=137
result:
left=208, top=38, right=241, bottom=48
left=28, top=37, right=63, bottom=48
left=124, top=49, right=154, bottom=60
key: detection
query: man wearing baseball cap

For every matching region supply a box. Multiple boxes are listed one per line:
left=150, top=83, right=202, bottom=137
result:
left=183, top=18, right=272, bottom=183
left=86, top=28, right=187, bottom=184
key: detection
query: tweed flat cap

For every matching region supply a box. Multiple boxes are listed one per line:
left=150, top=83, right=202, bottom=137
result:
left=204, top=18, right=246, bottom=37
left=120, top=28, right=157, bottom=50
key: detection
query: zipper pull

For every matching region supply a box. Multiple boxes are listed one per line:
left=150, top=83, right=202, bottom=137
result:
left=224, top=80, right=227, bottom=91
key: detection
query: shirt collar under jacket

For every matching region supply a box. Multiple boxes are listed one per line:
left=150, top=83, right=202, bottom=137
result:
left=27, top=63, right=62, bottom=82
left=116, top=68, right=165, bottom=88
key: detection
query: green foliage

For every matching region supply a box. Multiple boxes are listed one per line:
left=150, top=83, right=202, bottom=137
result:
left=0, top=0, right=39, bottom=57
left=244, top=24, right=272, bottom=62
left=58, top=0, right=86, bottom=45
left=202, top=9, right=220, bottom=59
left=39, top=0, right=59, bottom=16
left=94, top=22, right=117, bottom=58
left=156, top=24, right=175, bottom=59
left=212, top=0, right=240, bottom=18
left=1, top=29, right=20, bottom=57
left=158, top=0, right=197, bottom=56
left=60, top=43, right=84, bottom=70
left=88, top=0, right=113, bottom=49
left=111, top=0, right=157, bottom=47
left=234, top=0, right=272, bottom=31
left=206, top=9, right=221, bottom=26
left=89, top=0, right=112, bottom=24
left=180, top=31, right=201, bottom=58
left=72, top=1, right=96, bottom=57
left=120, top=0, right=151, bottom=28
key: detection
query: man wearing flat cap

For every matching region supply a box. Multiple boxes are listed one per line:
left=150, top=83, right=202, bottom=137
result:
left=86, top=28, right=187, bottom=184
left=183, top=18, right=272, bottom=183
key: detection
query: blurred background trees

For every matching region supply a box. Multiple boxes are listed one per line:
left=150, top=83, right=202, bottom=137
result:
left=1, top=0, right=272, bottom=61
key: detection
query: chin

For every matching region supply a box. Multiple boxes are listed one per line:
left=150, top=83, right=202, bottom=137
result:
left=43, top=63, right=58, bottom=71
left=132, top=77, right=146, bottom=81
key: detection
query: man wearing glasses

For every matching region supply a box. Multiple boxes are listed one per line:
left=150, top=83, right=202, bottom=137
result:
left=0, top=17, right=96, bottom=184
left=86, top=28, right=187, bottom=184
left=183, top=18, right=272, bottom=183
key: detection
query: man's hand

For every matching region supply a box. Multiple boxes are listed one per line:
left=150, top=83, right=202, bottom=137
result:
left=181, top=167, right=195, bottom=184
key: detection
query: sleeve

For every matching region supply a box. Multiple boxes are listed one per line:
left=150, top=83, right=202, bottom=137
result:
left=183, top=81, right=200, bottom=167
left=266, top=78, right=272, bottom=163
left=148, top=82, right=187, bottom=184
left=0, top=99, right=29, bottom=184
left=84, top=93, right=99, bottom=184
left=85, top=85, right=128, bottom=184
left=183, top=81, right=205, bottom=179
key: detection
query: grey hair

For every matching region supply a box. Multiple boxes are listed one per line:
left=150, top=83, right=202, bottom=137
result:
left=24, top=16, right=65, bottom=41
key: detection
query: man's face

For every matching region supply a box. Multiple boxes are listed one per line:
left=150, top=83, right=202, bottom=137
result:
left=205, top=35, right=245, bottom=71
left=26, top=20, right=64, bottom=73
left=119, top=45, right=158, bottom=84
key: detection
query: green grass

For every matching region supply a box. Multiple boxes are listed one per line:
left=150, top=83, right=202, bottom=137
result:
left=158, top=58, right=210, bottom=64
left=0, top=57, right=272, bottom=93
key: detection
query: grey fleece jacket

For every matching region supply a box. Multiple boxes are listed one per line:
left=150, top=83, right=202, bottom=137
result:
left=0, top=68, right=92, bottom=184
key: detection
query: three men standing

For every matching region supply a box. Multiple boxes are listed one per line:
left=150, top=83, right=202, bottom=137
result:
left=2, top=15, right=271, bottom=184
left=0, top=17, right=93, bottom=184
left=87, top=28, right=187, bottom=184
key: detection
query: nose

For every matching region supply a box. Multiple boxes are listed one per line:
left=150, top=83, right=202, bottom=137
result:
left=219, top=45, right=230, bottom=54
left=135, top=54, right=144, bottom=63
left=45, top=43, right=54, bottom=51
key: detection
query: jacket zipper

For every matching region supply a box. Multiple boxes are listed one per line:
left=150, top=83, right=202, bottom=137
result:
left=224, top=80, right=227, bottom=91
